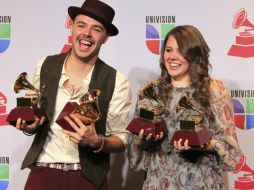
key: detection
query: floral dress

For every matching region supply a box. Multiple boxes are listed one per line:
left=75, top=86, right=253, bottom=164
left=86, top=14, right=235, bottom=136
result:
left=127, top=79, right=242, bottom=190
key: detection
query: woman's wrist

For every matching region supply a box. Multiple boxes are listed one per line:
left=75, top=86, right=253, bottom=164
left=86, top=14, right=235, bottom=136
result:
left=209, top=138, right=219, bottom=150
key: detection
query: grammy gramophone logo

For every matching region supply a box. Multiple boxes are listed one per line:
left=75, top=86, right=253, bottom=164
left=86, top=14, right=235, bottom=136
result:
left=233, top=154, right=254, bottom=189
left=61, top=16, right=73, bottom=53
left=0, top=92, right=8, bottom=126
left=228, top=8, right=254, bottom=58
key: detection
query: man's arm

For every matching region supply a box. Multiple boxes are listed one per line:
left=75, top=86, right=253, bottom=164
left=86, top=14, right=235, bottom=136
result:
left=62, top=71, right=132, bottom=153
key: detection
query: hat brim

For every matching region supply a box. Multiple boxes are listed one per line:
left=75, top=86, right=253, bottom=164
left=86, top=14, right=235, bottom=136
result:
left=68, top=6, right=118, bottom=36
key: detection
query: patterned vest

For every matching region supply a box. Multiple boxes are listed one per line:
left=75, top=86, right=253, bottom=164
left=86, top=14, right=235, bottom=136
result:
left=21, top=52, right=116, bottom=188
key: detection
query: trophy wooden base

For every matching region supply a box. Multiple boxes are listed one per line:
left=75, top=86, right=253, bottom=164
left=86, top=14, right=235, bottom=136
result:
left=6, top=107, right=45, bottom=126
left=55, top=102, right=79, bottom=132
left=169, top=128, right=212, bottom=147
left=126, top=118, right=168, bottom=138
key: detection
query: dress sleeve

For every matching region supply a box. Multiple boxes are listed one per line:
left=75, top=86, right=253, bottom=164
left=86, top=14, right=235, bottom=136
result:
left=127, top=133, right=153, bottom=171
left=126, top=82, right=158, bottom=171
left=209, top=79, right=242, bottom=171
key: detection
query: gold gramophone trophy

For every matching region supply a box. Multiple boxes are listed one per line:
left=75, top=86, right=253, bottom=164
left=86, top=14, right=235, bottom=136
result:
left=56, top=89, right=101, bottom=132
left=170, top=96, right=212, bottom=147
left=126, top=81, right=168, bottom=138
left=6, top=72, right=45, bottom=125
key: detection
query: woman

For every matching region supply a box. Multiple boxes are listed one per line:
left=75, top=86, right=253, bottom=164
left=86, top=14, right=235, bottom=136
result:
left=127, top=25, right=242, bottom=190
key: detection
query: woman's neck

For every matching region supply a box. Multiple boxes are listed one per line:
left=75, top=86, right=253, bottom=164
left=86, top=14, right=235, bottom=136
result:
left=171, top=76, right=191, bottom=88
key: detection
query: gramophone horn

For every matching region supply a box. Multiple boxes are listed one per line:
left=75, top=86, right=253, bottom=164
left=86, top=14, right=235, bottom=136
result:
left=14, top=72, right=39, bottom=94
left=141, top=82, right=165, bottom=107
left=232, top=8, right=254, bottom=29
left=234, top=155, right=254, bottom=174
left=178, top=96, right=194, bottom=110
left=73, top=89, right=101, bottom=124
left=177, top=96, right=205, bottom=123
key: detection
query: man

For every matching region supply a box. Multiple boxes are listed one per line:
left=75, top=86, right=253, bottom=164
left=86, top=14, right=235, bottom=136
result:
left=15, top=0, right=131, bottom=190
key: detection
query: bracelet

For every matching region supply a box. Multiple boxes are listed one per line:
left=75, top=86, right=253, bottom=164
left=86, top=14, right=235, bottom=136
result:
left=93, top=134, right=105, bottom=153
left=22, top=130, right=34, bottom=136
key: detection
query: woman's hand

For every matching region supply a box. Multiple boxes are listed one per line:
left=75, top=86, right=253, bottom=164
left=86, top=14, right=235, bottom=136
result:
left=135, top=129, right=164, bottom=150
left=173, top=138, right=191, bottom=151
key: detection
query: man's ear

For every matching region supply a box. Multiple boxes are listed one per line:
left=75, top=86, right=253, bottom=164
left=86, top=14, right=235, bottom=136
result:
left=67, top=18, right=74, bottom=35
left=69, top=25, right=73, bottom=35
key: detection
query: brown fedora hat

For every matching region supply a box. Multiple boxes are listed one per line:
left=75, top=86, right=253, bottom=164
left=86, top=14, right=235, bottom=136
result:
left=68, top=0, right=118, bottom=36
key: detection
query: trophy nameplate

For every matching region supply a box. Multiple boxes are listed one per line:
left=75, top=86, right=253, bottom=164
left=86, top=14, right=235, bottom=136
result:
left=6, top=72, right=45, bottom=126
left=56, top=89, right=101, bottom=132
left=169, top=96, right=212, bottom=147
left=126, top=82, right=168, bottom=138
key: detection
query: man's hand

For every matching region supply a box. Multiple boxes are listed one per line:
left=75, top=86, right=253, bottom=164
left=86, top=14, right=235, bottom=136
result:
left=16, top=116, right=46, bottom=134
left=62, top=113, right=101, bottom=149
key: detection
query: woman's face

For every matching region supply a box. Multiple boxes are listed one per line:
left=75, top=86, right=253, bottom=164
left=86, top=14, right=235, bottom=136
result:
left=163, top=35, right=190, bottom=86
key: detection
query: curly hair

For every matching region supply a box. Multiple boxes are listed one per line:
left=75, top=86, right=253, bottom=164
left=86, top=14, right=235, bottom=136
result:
left=159, top=25, right=213, bottom=119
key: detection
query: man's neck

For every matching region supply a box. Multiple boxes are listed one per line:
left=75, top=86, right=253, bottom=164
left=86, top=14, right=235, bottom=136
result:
left=65, top=53, right=97, bottom=80
left=65, top=52, right=98, bottom=74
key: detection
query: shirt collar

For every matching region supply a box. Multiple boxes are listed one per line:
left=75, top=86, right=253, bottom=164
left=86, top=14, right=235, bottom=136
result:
left=58, top=55, right=95, bottom=88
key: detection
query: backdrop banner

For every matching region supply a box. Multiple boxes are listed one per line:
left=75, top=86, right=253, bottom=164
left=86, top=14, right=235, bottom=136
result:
left=0, top=1, right=254, bottom=189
